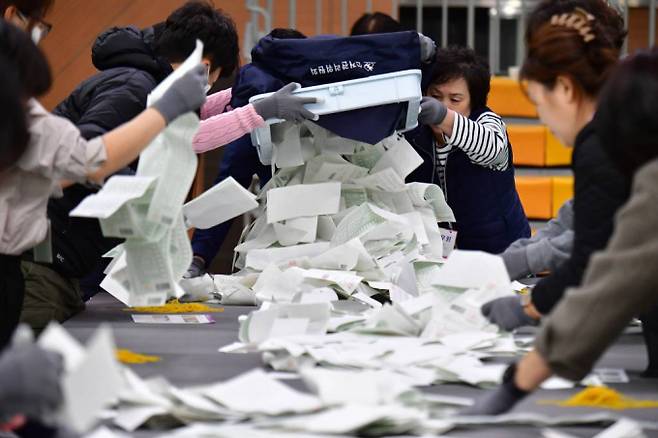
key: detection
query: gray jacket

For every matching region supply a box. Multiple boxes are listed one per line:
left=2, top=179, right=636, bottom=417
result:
left=535, top=159, right=658, bottom=380
left=500, top=199, right=574, bottom=280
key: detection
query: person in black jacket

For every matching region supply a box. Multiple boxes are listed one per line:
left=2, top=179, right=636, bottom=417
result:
left=480, top=1, right=629, bottom=331
left=19, top=1, right=240, bottom=331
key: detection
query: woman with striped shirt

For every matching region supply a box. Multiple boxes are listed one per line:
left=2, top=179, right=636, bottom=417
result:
left=407, top=46, right=530, bottom=254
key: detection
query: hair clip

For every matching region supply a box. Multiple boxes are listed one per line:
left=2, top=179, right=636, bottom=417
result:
left=550, top=7, right=596, bottom=43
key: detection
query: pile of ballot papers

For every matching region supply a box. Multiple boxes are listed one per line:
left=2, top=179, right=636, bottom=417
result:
left=185, top=120, right=461, bottom=306
left=218, top=248, right=526, bottom=388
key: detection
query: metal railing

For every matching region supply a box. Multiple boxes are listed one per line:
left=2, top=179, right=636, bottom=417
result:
left=244, top=0, right=653, bottom=67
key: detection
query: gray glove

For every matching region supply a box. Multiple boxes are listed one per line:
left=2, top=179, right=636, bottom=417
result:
left=461, top=365, right=528, bottom=416
left=418, top=96, right=448, bottom=126
left=481, top=296, right=539, bottom=332
left=153, top=64, right=208, bottom=124
left=418, top=33, right=437, bottom=62
left=0, top=345, right=63, bottom=420
left=183, top=256, right=206, bottom=279
left=500, top=247, right=531, bottom=280
left=253, top=83, right=319, bottom=123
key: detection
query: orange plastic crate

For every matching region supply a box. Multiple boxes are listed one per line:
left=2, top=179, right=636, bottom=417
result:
left=508, top=125, right=546, bottom=166
left=515, top=176, right=553, bottom=220
left=552, top=176, right=574, bottom=217
left=546, top=130, right=573, bottom=166
left=489, top=77, right=538, bottom=118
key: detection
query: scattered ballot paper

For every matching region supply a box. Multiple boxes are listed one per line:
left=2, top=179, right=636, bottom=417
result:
left=73, top=41, right=207, bottom=308
left=183, top=176, right=258, bottom=229
left=38, top=323, right=124, bottom=433
left=203, top=369, right=322, bottom=415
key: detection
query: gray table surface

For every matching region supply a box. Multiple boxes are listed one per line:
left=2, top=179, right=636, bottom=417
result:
left=65, top=293, right=658, bottom=437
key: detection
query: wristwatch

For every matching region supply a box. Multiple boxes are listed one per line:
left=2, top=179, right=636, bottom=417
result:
left=519, top=291, right=532, bottom=308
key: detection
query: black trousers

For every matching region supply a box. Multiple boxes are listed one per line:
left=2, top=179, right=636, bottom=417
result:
left=0, top=254, right=24, bottom=351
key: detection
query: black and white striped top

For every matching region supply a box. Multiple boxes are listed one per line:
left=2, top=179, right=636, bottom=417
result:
left=434, top=111, right=510, bottom=190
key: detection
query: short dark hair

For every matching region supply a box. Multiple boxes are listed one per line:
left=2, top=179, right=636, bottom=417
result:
left=0, top=19, right=51, bottom=97
left=0, top=0, right=53, bottom=19
left=350, top=12, right=402, bottom=35
left=596, top=48, right=658, bottom=177
left=156, top=0, right=239, bottom=78
left=429, top=46, right=491, bottom=111
left=269, top=28, right=306, bottom=39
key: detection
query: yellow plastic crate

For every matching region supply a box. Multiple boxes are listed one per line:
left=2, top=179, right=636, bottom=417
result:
left=515, top=176, right=553, bottom=220
left=489, top=77, right=538, bottom=118
left=552, top=176, right=574, bottom=217
left=545, top=130, right=573, bottom=166
left=508, top=125, right=546, bottom=166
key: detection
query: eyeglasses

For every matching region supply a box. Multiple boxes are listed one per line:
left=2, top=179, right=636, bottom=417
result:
left=16, top=9, right=53, bottom=40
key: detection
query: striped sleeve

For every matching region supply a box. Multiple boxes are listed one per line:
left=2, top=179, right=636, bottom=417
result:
left=444, top=111, right=510, bottom=171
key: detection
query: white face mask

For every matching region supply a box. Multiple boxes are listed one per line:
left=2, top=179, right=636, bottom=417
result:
left=31, top=26, right=43, bottom=44
left=204, top=65, right=212, bottom=94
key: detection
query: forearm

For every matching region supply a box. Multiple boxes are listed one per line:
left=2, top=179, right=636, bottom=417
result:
left=534, top=174, right=658, bottom=380
left=201, top=88, right=233, bottom=120
left=193, top=105, right=264, bottom=153
left=88, top=109, right=166, bottom=183
left=515, top=350, right=553, bottom=391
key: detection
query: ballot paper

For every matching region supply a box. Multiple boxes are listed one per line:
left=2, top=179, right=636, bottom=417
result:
left=131, top=314, right=215, bottom=324
left=300, top=368, right=417, bottom=405
left=39, top=324, right=124, bottom=433
left=203, top=369, right=322, bottom=415
left=274, top=216, right=318, bottom=246
left=140, top=39, right=202, bottom=229
left=70, top=175, right=156, bottom=220
left=407, top=182, right=455, bottom=222
left=245, top=242, right=331, bottom=270
left=370, top=134, right=424, bottom=179
left=354, top=168, right=407, bottom=192
left=432, top=250, right=511, bottom=290
left=272, top=123, right=305, bottom=168
left=238, top=302, right=330, bottom=343
left=266, top=182, right=341, bottom=223
left=183, top=176, right=258, bottom=229
left=275, top=404, right=425, bottom=435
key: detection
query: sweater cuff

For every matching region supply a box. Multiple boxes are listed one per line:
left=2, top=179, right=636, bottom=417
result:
left=501, top=247, right=530, bottom=281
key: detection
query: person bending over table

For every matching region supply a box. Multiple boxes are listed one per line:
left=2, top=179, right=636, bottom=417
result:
left=465, top=46, right=658, bottom=416
left=479, top=0, right=629, bottom=332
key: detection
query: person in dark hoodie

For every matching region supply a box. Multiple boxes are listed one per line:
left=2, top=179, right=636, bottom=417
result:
left=18, top=1, right=239, bottom=331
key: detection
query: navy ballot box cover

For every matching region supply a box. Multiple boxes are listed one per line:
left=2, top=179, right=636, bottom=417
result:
left=231, top=31, right=429, bottom=145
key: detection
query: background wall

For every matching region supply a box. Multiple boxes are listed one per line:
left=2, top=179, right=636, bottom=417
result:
left=38, top=0, right=400, bottom=110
